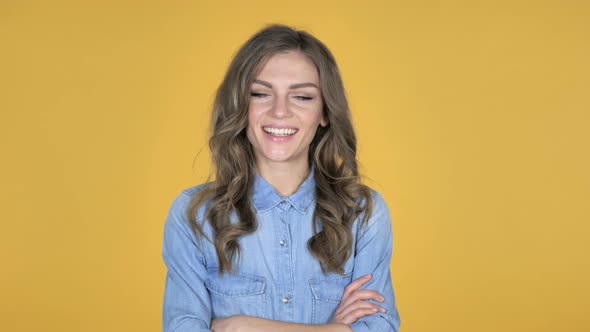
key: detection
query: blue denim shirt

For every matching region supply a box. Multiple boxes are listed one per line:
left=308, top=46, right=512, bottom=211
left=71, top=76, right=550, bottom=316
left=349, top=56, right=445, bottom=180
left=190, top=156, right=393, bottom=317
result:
left=162, top=170, right=401, bottom=332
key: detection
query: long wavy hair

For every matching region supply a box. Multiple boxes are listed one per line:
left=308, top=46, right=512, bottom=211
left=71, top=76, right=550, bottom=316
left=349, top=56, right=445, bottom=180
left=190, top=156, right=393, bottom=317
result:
left=187, top=24, right=373, bottom=275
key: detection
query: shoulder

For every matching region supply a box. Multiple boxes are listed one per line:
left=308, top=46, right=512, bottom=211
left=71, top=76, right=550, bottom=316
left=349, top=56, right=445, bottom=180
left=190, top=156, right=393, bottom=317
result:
left=362, top=187, right=392, bottom=222
left=169, top=182, right=214, bottom=209
left=165, top=182, right=213, bottom=229
left=370, top=188, right=391, bottom=219
left=355, top=187, right=393, bottom=238
left=163, top=182, right=215, bottom=246
left=179, top=182, right=212, bottom=200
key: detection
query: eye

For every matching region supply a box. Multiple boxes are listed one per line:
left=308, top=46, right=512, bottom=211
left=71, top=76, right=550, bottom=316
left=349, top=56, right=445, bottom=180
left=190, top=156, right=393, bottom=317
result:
left=294, top=96, right=313, bottom=101
left=250, top=92, right=269, bottom=98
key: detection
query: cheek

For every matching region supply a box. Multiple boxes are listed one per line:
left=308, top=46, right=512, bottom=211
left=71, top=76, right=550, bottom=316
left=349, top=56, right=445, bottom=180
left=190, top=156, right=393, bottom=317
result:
left=246, top=116, right=255, bottom=141
left=246, top=107, right=257, bottom=132
left=246, top=107, right=261, bottom=145
left=247, top=104, right=264, bottom=125
left=304, top=109, right=325, bottom=129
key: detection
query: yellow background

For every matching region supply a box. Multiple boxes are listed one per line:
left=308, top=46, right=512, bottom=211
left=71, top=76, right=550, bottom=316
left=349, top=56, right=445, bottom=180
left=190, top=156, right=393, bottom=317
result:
left=1, top=0, right=589, bottom=331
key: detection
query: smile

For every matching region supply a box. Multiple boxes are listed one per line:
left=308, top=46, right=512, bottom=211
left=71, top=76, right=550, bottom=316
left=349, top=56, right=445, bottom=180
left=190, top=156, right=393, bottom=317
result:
left=262, top=127, right=298, bottom=136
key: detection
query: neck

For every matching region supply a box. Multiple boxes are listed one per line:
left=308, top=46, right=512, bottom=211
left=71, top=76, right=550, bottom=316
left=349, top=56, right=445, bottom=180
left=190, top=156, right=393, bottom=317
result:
left=255, top=160, right=310, bottom=196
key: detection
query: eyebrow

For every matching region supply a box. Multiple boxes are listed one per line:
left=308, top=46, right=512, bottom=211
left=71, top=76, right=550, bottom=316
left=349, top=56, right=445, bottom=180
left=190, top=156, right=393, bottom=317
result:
left=253, top=79, right=319, bottom=90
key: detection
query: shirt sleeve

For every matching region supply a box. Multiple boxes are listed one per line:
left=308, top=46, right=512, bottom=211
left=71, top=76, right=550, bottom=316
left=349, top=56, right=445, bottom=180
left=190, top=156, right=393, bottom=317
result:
left=348, top=191, right=401, bottom=332
left=162, top=191, right=213, bottom=332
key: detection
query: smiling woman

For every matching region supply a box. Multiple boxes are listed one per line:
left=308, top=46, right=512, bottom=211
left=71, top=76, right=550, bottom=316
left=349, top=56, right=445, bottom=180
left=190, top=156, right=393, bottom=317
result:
left=247, top=51, right=327, bottom=179
left=162, top=24, right=401, bottom=332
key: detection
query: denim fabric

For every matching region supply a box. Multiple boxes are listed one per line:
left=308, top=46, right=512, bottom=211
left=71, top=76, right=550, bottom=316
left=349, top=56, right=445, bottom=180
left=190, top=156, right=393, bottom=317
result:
left=162, top=170, right=401, bottom=332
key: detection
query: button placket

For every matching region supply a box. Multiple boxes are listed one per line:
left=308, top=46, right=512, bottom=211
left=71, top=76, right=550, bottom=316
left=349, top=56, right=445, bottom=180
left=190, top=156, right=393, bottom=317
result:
left=276, top=204, right=294, bottom=320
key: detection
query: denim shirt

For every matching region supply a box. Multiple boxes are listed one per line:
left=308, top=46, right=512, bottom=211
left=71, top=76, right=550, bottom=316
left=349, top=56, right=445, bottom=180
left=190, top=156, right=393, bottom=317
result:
left=162, top=170, right=401, bottom=332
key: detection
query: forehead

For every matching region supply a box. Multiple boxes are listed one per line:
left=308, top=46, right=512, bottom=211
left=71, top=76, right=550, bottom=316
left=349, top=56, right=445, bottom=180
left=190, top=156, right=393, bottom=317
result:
left=255, top=50, right=319, bottom=84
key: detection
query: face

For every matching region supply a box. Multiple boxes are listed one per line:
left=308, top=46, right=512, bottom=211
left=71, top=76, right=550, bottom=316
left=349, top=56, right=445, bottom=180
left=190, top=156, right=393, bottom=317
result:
left=246, top=50, right=327, bottom=170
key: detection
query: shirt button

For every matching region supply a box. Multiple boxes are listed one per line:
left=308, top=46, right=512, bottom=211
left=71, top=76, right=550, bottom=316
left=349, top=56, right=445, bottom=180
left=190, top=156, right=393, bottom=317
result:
left=282, top=296, right=290, bottom=304
left=280, top=240, right=286, bottom=247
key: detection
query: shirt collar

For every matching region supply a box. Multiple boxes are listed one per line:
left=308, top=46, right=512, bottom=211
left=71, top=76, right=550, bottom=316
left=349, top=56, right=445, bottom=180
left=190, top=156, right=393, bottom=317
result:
left=252, top=168, right=315, bottom=215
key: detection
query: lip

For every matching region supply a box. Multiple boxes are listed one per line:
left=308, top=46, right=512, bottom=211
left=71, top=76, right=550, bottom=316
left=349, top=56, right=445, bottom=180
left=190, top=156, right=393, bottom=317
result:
left=261, top=125, right=298, bottom=142
left=261, top=125, right=299, bottom=130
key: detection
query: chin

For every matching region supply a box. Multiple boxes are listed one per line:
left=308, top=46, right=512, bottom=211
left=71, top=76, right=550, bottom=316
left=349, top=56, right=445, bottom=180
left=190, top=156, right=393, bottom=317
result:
left=258, top=147, right=305, bottom=164
left=263, top=152, right=293, bottom=163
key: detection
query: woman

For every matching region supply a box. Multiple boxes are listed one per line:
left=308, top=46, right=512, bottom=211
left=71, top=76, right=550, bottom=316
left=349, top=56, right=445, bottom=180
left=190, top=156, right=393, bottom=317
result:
left=162, top=24, right=401, bottom=332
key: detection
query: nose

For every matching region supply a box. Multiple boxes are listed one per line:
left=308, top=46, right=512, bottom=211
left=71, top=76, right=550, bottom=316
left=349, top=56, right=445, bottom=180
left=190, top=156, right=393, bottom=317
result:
left=270, top=94, right=290, bottom=118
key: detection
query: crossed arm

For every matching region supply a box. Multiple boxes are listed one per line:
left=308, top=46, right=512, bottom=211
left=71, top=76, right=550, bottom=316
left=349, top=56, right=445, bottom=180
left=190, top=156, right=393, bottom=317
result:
left=162, top=191, right=400, bottom=332
left=211, top=274, right=386, bottom=332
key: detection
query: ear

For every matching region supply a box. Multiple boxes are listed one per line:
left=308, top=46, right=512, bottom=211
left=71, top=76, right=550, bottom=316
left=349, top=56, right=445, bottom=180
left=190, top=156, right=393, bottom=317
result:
left=320, top=111, right=328, bottom=127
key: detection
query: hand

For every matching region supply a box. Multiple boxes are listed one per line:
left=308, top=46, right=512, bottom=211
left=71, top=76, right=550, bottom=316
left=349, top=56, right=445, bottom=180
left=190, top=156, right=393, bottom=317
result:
left=329, top=274, right=386, bottom=325
left=211, top=315, right=249, bottom=332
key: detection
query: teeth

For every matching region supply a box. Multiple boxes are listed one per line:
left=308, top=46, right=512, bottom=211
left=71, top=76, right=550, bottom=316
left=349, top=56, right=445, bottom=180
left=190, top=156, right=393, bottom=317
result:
left=263, top=127, right=298, bottom=136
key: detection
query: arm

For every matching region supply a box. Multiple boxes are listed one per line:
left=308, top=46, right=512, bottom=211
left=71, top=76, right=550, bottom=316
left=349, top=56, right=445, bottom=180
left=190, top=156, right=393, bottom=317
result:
left=163, top=191, right=379, bottom=332
left=162, top=192, right=213, bottom=332
left=346, top=191, right=401, bottom=332
left=211, top=192, right=400, bottom=332
left=212, top=316, right=352, bottom=332
left=164, top=191, right=354, bottom=332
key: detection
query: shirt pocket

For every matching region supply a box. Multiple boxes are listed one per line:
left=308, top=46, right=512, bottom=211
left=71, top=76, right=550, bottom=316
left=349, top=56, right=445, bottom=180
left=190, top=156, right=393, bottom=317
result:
left=205, top=270, right=267, bottom=319
left=308, top=272, right=353, bottom=324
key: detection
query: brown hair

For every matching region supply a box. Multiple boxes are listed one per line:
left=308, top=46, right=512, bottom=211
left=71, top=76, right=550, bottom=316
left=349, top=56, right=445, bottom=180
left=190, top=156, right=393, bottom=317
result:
left=187, top=23, right=373, bottom=274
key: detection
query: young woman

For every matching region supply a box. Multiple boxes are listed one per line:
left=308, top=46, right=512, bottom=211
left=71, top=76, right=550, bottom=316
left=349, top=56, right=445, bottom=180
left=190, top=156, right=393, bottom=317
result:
left=162, top=24, right=401, bottom=332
